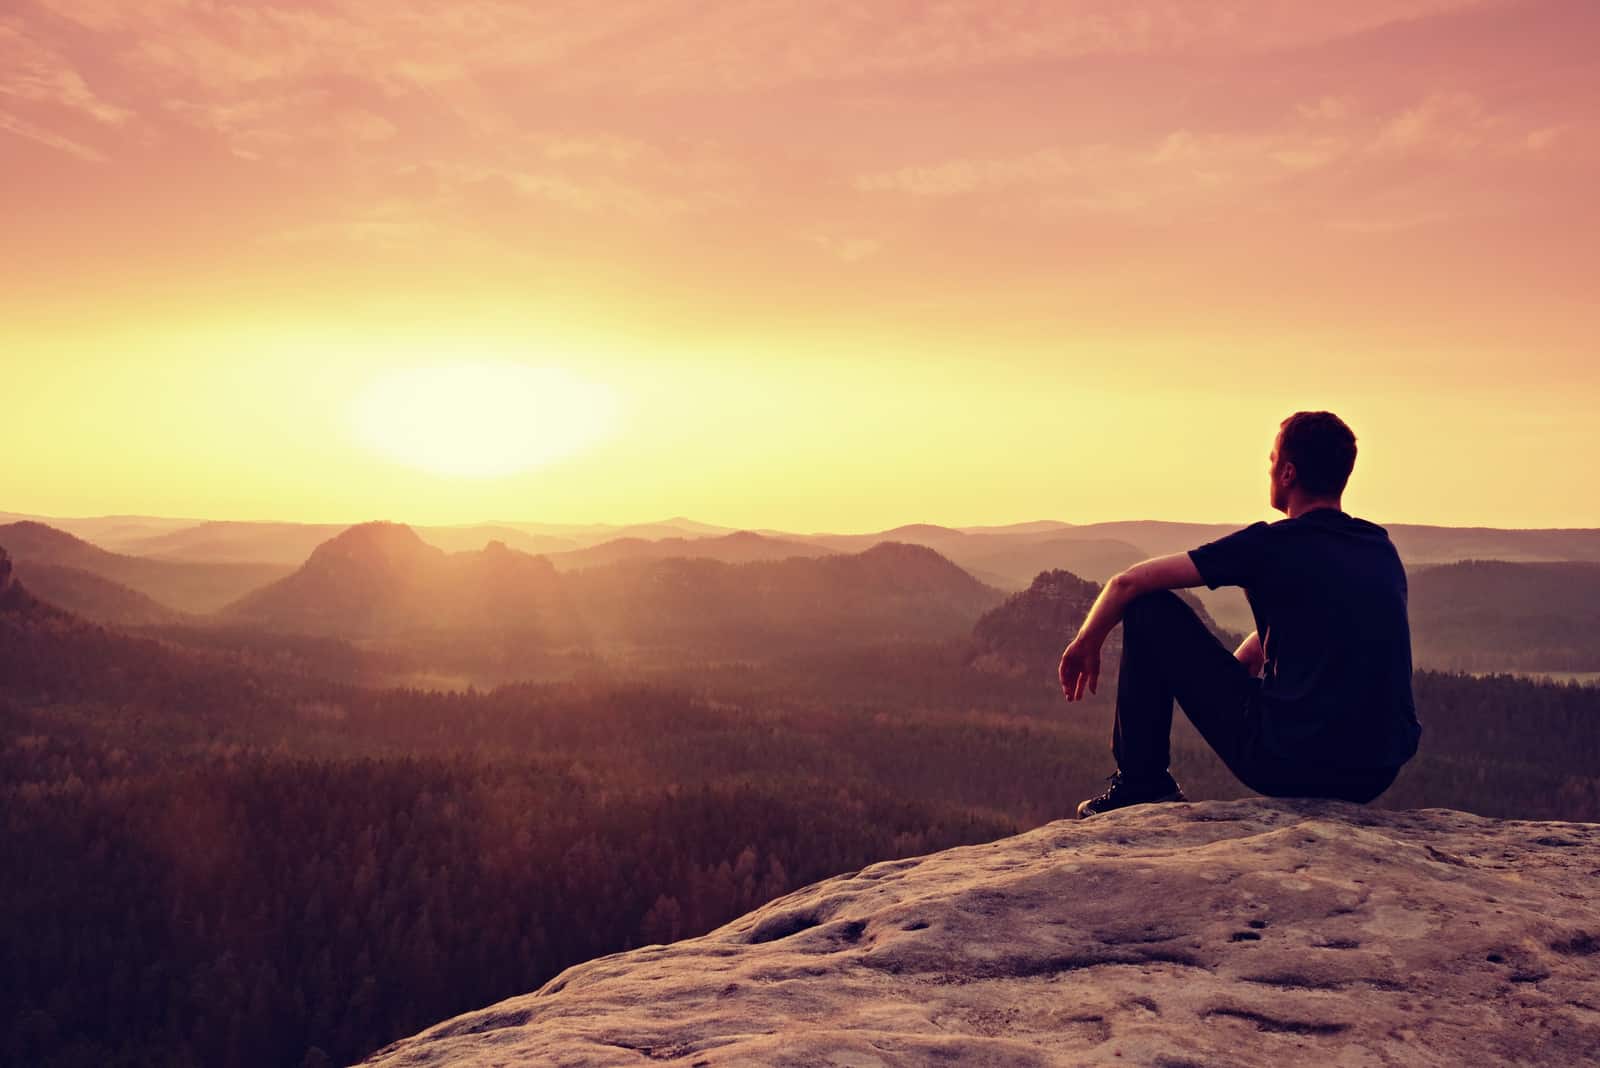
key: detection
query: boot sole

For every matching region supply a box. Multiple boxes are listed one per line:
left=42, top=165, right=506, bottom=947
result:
left=1076, top=790, right=1187, bottom=819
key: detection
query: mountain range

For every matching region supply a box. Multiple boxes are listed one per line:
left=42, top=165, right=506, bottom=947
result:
left=7, top=510, right=1600, bottom=675
left=221, top=523, right=1005, bottom=654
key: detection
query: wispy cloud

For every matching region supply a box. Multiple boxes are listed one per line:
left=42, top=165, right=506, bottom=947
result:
left=0, top=107, right=105, bottom=160
left=852, top=87, right=1588, bottom=231
left=0, top=23, right=125, bottom=119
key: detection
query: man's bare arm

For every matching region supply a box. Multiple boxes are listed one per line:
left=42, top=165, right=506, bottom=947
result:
left=1074, top=553, right=1205, bottom=648
left=1058, top=553, right=1205, bottom=701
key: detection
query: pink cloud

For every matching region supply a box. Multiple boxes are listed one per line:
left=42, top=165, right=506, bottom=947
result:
left=0, top=108, right=105, bottom=160
left=2, top=0, right=1594, bottom=339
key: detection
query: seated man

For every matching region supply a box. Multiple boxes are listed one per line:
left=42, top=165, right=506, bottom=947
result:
left=1058, top=410, right=1421, bottom=817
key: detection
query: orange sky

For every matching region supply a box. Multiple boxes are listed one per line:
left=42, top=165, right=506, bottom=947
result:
left=3, top=0, right=1598, bottom=531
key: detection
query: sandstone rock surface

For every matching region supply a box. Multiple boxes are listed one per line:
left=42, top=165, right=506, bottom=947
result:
left=361, top=799, right=1600, bottom=1067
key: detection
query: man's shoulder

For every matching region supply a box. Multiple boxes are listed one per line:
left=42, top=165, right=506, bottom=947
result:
left=1273, top=509, right=1391, bottom=538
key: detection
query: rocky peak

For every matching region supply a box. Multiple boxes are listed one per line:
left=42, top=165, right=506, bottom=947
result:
left=969, top=568, right=1106, bottom=676
left=306, top=521, right=439, bottom=571
left=360, top=799, right=1600, bottom=1066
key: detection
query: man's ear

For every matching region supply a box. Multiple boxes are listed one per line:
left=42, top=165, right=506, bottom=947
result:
left=1279, top=460, right=1297, bottom=487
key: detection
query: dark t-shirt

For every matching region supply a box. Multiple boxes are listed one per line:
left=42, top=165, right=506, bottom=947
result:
left=1187, top=507, right=1420, bottom=770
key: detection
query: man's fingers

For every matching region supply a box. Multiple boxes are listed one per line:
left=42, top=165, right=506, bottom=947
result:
left=1089, top=668, right=1099, bottom=695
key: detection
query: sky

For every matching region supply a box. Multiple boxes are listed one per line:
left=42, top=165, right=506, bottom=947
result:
left=3, top=0, right=1597, bottom=532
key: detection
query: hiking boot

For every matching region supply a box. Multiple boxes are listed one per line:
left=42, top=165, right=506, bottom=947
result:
left=1076, top=770, right=1187, bottom=818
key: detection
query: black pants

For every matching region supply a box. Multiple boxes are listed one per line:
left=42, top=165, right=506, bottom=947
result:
left=1113, top=590, right=1397, bottom=804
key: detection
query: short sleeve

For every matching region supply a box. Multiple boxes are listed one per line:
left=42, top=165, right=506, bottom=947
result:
left=1187, top=521, right=1272, bottom=590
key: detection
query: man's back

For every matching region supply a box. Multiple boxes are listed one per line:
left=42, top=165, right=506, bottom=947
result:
left=1188, top=507, right=1420, bottom=770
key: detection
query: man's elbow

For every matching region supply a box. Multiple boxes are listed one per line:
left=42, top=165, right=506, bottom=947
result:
left=1107, top=570, right=1144, bottom=598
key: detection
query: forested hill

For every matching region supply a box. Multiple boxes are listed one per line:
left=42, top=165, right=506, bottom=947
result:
left=1408, top=560, right=1600, bottom=670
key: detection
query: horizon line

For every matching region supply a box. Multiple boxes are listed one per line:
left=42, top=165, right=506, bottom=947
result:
left=5, top=507, right=1600, bottom=537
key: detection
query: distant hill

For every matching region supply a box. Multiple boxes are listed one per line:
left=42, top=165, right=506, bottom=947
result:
left=0, top=521, right=292, bottom=613
left=792, top=524, right=1151, bottom=584
left=0, top=511, right=199, bottom=553
left=952, top=520, right=1076, bottom=536
left=954, top=535, right=1148, bottom=588
left=7, top=563, right=184, bottom=626
left=968, top=568, right=1240, bottom=684
left=798, top=523, right=977, bottom=556
left=564, top=540, right=1007, bottom=652
left=1388, top=525, right=1600, bottom=566
left=106, top=519, right=585, bottom=564
left=223, top=522, right=580, bottom=641
left=493, top=516, right=739, bottom=547
left=1060, top=519, right=1600, bottom=568
left=1408, top=560, right=1600, bottom=671
left=543, top=530, right=834, bottom=572
left=113, top=520, right=351, bottom=564
left=415, top=525, right=581, bottom=556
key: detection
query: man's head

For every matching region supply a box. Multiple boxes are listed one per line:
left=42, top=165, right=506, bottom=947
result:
left=1270, top=411, right=1357, bottom=513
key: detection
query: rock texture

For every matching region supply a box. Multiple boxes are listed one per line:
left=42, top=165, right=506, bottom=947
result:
left=361, top=799, right=1600, bottom=1067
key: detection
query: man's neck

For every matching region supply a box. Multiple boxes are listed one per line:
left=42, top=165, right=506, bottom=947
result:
left=1286, top=497, right=1344, bottom=519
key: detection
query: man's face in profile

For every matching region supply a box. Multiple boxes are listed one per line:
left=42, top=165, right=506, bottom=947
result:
left=1269, top=432, right=1290, bottom=513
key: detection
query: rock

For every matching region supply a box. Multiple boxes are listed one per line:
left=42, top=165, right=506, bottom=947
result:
left=361, top=799, right=1600, bottom=1067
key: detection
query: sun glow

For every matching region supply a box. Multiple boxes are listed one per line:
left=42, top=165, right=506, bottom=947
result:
left=349, top=362, right=621, bottom=478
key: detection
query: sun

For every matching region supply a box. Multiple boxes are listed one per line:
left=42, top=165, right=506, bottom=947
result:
left=349, top=362, right=621, bottom=478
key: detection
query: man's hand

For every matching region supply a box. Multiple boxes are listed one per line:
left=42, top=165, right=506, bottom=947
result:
left=1058, top=638, right=1101, bottom=702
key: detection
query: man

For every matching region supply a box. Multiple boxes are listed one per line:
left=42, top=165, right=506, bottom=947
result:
left=1058, top=410, right=1420, bottom=818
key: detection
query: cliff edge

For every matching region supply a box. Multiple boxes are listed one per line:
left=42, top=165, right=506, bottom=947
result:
left=361, top=798, right=1600, bottom=1066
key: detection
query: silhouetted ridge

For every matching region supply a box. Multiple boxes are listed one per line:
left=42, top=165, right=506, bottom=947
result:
left=878, top=523, right=966, bottom=540
left=0, top=519, right=96, bottom=557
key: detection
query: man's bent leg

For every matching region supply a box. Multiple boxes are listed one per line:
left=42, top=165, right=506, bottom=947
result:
left=1243, top=764, right=1400, bottom=805
left=1113, top=590, right=1257, bottom=781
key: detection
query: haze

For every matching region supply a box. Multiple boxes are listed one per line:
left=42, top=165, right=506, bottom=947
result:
left=3, top=0, right=1597, bottom=529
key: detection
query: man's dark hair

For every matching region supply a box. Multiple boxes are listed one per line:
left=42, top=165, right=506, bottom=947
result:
left=1278, top=411, right=1357, bottom=496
